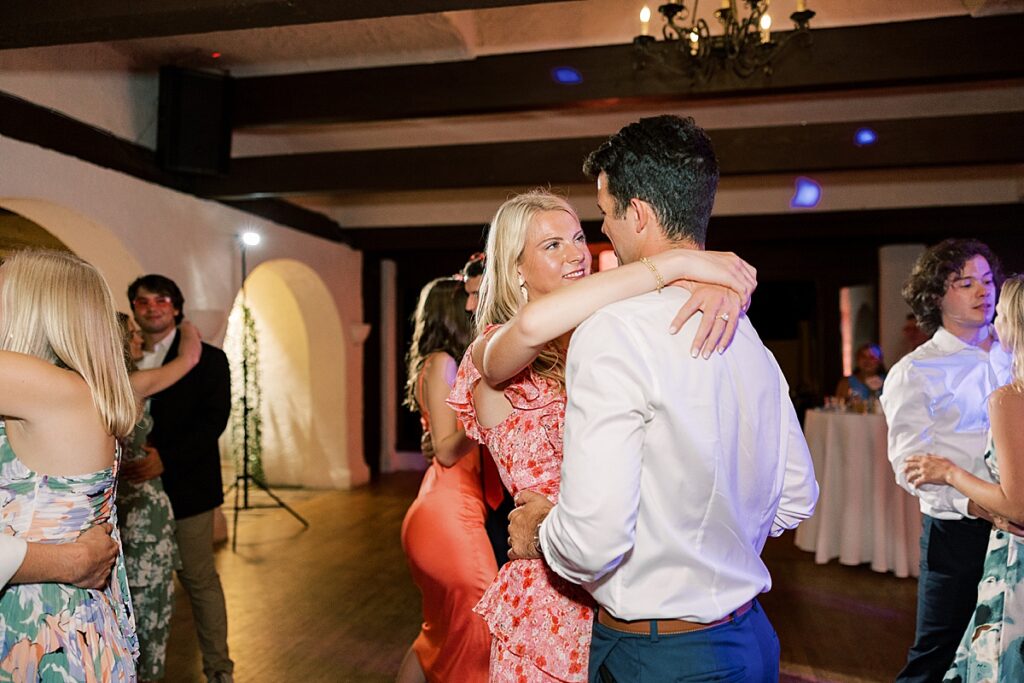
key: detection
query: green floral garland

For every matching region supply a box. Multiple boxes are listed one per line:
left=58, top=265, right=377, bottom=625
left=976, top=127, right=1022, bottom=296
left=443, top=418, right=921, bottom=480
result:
left=230, top=303, right=265, bottom=482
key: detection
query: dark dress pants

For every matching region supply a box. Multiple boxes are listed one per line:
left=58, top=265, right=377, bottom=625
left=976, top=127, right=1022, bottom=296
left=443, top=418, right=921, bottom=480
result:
left=589, top=600, right=779, bottom=683
left=484, top=488, right=515, bottom=570
left=897, top=515, right=990, bottom=683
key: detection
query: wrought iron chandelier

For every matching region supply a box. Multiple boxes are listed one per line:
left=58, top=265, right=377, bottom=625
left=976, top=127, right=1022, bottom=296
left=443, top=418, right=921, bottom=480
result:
left=633, top=1, right=815, bottom=82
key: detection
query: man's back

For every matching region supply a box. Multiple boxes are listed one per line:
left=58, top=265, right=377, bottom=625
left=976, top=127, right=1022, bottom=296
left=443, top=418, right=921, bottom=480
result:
left=549, top=288, right=817, bottom=621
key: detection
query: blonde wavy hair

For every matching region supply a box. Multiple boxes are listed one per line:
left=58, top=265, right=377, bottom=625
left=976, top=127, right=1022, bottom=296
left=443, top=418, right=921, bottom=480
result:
left=998, top=275, right=1024, bottom=391
left=476, top=189, right=580, bottom=388
left=0, top=250, right=136, bottom=438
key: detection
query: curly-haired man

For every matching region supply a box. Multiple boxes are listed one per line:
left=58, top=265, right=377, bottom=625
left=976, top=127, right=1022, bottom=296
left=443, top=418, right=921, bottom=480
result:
left=882, top=238, right=1012, bottom=683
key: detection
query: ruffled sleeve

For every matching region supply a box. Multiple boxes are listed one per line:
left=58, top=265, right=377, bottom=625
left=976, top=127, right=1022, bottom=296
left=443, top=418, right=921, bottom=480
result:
left=505, top=375, right=563, bottom=412
left=447, top=328, right=499, bottom=443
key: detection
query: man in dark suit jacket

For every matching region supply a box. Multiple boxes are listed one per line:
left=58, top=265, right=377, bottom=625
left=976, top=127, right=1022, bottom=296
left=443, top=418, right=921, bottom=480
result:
left=125, top=274, right=234, bottom=683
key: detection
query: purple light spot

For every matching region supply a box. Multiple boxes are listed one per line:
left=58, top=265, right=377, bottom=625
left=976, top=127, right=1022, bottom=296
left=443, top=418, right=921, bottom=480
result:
left=854, top=127, right=878, bottom=146
left=551, top=67, right=583, bottom=85
left=791, top=176, right=822, bottom=209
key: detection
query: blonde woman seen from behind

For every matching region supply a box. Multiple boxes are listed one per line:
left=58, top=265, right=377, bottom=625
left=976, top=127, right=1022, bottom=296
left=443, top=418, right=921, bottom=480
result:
left=0, top=250, right=139, bottom=682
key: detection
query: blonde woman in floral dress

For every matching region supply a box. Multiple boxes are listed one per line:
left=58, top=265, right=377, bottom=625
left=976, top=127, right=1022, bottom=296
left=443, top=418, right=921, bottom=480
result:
left=0, top=250, right=138, bottom=682
left=907, top=275, right=1024, bottom=682
left=116, top=313, right=202, bottom=682
left=449, top=190, right=755, bottom=682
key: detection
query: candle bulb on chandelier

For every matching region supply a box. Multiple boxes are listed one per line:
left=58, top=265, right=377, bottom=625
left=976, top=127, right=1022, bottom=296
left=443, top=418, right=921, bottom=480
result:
left=640, top=5, right=651, bottom=36
left=796, top=0, right=806, bottom=11
left=759, top=12, right=772, bottom=43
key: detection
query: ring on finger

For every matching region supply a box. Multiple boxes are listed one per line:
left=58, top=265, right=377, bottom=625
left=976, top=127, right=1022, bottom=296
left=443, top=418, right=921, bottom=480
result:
left=718, top=313, right=730, bottom=322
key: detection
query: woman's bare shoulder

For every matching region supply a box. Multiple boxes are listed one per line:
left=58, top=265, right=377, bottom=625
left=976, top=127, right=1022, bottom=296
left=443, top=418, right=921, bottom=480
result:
left=991, top=383, right=1024, bottom=412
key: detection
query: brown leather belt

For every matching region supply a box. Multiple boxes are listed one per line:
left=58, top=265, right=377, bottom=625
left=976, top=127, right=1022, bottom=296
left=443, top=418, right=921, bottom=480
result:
left=597, top=600, right=754, bottom=635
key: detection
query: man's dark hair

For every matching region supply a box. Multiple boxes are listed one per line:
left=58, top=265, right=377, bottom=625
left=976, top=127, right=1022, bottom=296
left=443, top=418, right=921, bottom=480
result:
left=583, top=115, right=719, bottom=246
left=902, top=238, right=1003, bottom=335
left=461, top=252, right=485, bottom=279
left=128, top=274, right=186, bottom=325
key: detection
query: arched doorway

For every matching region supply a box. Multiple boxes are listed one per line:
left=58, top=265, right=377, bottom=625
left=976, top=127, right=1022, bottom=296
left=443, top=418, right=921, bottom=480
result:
left=0, top=198, right=144, bottom=301
left=222, top=259, right=356, bottom=489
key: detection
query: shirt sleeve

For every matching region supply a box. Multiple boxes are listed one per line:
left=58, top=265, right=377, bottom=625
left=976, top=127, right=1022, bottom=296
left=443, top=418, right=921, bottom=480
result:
left=881, top=363, right=970, bottom=517
left=539, top=311, right=650, bottom=585
left=0, top=536, right=28, bottom=587
left=771, top=379, right=819, bottom=536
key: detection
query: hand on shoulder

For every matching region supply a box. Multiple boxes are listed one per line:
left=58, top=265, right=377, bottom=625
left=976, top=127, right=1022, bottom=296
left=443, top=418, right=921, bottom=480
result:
left=177, top=320, right=203, bottom=366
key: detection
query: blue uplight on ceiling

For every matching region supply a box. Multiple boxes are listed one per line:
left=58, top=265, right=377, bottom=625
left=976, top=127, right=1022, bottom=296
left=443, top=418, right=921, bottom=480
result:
left=791, top=176, right=822, bottom=209
left=854, top=127, right=878, bottom=146
left=551, top=67, right=583, bottom=85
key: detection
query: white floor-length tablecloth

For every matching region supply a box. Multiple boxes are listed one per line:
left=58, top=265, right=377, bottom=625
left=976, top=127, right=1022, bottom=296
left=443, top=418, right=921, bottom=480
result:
left=794, top=409, right=922, bottom=578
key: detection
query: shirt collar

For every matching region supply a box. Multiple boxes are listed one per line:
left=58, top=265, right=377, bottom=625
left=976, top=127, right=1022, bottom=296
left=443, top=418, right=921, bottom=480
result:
left=931, top=326, right=1001, bottom=356
left=139, top=327, right=178, bottom=369
left=150, top=328, right=177, bottom=355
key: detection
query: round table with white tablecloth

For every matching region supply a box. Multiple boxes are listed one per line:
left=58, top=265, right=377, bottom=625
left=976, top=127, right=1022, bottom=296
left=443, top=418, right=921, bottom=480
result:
left=794, top=408, right=922, bottom=578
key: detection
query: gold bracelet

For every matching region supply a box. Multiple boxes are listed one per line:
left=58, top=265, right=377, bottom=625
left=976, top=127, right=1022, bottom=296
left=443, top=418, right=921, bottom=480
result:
left=639, top=256, right=665, bottom=293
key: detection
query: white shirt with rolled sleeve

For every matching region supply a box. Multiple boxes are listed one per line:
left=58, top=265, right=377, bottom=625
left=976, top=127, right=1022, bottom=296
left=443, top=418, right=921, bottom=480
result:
left=881, top=326, right=1011, bottom=519
left=538, top=288, right=818, bottom=622
left=1, top=536, right=27, bottom=587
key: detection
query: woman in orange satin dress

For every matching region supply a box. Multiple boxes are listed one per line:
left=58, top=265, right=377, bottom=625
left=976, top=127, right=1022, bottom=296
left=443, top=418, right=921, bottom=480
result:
left=397, top=277, right=497, bottom=683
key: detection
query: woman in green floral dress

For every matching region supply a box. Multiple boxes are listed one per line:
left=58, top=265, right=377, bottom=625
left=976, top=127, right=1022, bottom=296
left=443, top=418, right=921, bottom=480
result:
left=907, top=275, right=1024, bottom=682
left=0, top=251, right=139, bottom=682
left=116, top=313, right=202, bottom=682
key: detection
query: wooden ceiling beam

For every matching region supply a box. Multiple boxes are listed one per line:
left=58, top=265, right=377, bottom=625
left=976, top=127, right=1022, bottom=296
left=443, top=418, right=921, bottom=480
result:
left=0, top=89, right=350, bottom=244
left=196, top=112, right=1024, bottom=199
left=342, top=204, right=1024, bottom=254
left=0, top=0, right=569, bottom=49
left=233, top=15, right=1024, bottom=127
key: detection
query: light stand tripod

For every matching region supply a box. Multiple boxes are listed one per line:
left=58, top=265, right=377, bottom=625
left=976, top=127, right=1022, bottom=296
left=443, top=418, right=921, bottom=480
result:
left=228, top=232, right=309, bottom=552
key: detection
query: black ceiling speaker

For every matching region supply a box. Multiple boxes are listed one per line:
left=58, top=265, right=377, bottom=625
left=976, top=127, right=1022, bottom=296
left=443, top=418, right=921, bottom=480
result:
left=157, top=66, right=233, bottom=175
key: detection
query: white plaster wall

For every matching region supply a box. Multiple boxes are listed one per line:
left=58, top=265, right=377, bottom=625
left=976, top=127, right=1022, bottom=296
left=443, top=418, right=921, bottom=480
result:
left=0, top=133, right=369, bottom=488
left=879, top=244, right=927, bottom=366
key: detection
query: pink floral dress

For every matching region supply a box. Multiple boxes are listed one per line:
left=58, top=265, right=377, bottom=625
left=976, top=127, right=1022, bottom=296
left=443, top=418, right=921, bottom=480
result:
left=449, top=335, right=593, bottom=683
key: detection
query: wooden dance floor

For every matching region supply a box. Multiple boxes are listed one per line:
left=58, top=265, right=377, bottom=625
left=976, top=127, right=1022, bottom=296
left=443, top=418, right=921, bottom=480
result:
left=164, top=471, right=916, bottom=682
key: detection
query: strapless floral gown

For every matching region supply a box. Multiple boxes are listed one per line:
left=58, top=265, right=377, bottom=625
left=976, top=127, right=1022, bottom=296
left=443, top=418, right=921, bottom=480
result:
left=945, top=438, right=1024, bottom=682
left=117, top=402, right=179, bottom=681
left=0, top=421, right=137, bottom=682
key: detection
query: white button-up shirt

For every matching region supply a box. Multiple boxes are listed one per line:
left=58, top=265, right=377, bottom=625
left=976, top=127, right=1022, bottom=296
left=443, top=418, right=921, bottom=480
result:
left=0, top=536, right=27, bottom=587
left=539, top=288, right=818, bottom=622
left=137, top=328, right=177, bottom=371
left=881, top=326, right=1011, bottom=519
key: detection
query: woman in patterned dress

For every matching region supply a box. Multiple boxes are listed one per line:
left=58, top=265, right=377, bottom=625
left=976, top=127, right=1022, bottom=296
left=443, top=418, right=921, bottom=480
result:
left=906, top=274, right=1024, bottom=682
left=449, top=190, right=756, bottom=682
left=0, top=250, right=139, bottom=682
left=116, top=312, right=202, bottom=683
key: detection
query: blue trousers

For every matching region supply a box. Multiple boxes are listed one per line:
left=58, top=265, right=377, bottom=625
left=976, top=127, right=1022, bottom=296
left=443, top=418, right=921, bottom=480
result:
left=897, top=515, right=990, bottom=683
left=588, top=600, right=779, bottom=683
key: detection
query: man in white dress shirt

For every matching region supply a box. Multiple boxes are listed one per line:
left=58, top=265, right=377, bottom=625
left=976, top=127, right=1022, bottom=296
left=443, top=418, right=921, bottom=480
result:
left=882, top=239, right=1010, bottom=683
left=508, top=115, right=818, bottom=682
